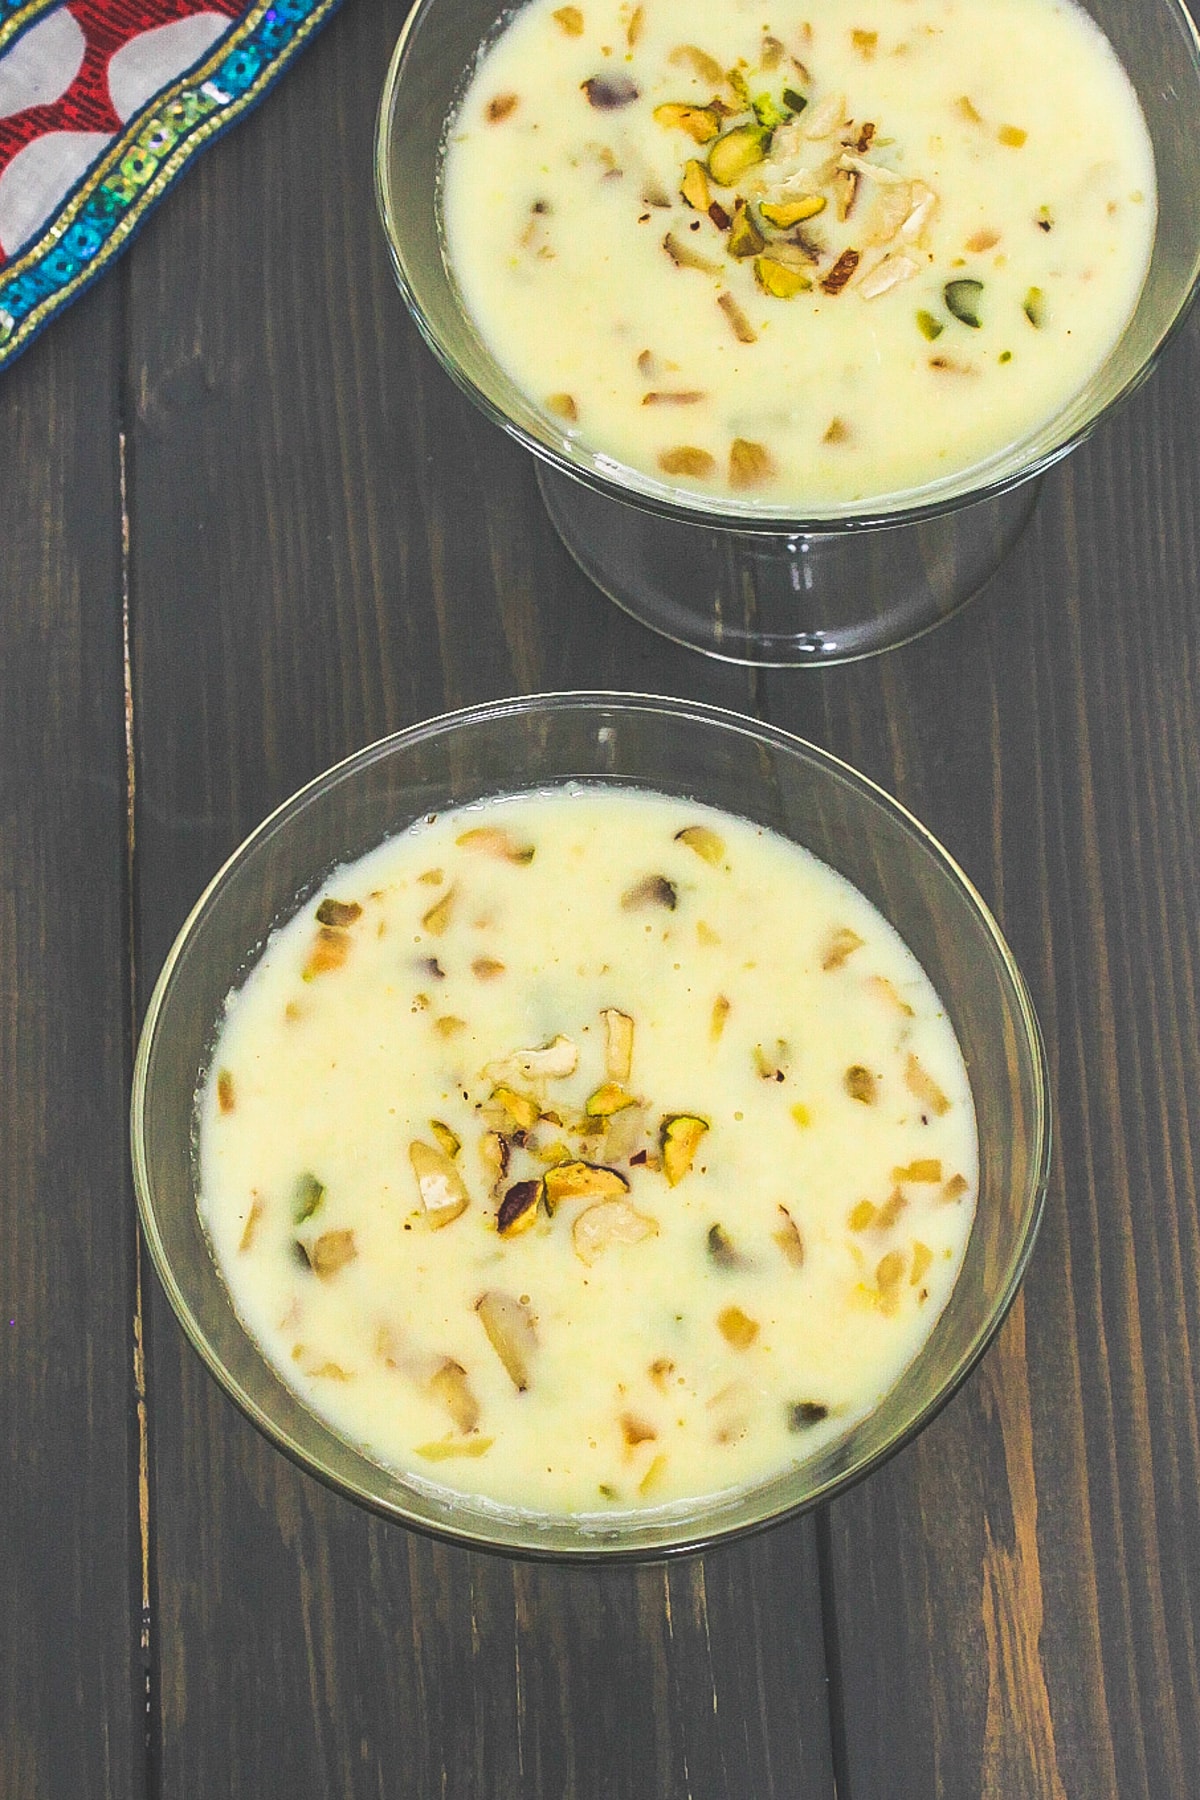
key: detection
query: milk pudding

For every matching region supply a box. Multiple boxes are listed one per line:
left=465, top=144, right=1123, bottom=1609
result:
left=441, top=0, right=1156, bottom=507
left=198, top=788, right=977, bottom=1516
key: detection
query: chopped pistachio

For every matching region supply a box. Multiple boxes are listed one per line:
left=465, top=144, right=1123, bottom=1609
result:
left=787, top=1400, right=829, bottom=1430
left=773, top=1204, right=806, bottom=1268
left=851, top=27, right=878, bottom=56
left=552, top=4, right=584, bottom=33
left=653, top=101, right=722, bottom=144
left=638, top=1452, right=669, bottom=1495
left=622, top=873, right=678, bottom=911
left=1023, top=285, right=1046, bottom=327
left=876, top=1188, right=907, bottom=1230
left=754, top=255, right=812, bottom=298
left=675, top=824, right=725, bottom=865
left=849, top=1198, right=877, bottom=1231
left=584, top=1082, right=633, bottom=1118
left=717, top=291, right=758, bottom=343
left=916, top=309, right=944, bottom=341
left=760, top=193, right=826, bottom=228
left=421, top=885, right=457, bottom=935
left=662, top=1114, right=709, bottom=1185
left=601, top=1007, right=635, bottom=1081
left=663, top=230, right=723, bottom=274
left=707, top=123, right=772, bottom=187
left=648, top=1356, right=675, bottom=1391
left=667, top=43, right=724, bottom=85
left=905, top=1052, right=951, bottom=1115
left=456, top=825, right=536, bottom=862
left=941, top=1172, right=970, bottom=1203
left=718, top=1305, right=760, bottom=1348
left=582, top=73, right=639, bottom=109
left=680, top=158, right=712, bottom=212
left=409, top=1139, right=470, bottom=1226
left=791, top=1101, right=811, bottom=1127
left=572, top=1195, right=659, bottom=1264
left=433, top=1015, right=467, bottom=1038
left=293, top=1172, right=326, bottom=1225
left=476, top=1290, right=537, bottom=1389
left=752, top=93, right=789, bottom=130
left=491, top=1084, right=541, bottom=1133
left=822, top=925, right=865, bottom=970
left=430, top=1120, right=461, bottom=1159
left=911, top=1241, right=934, bottom=1287
left=217, top=1068, right=235, bottom=1114
left=485, top=93, right=519, bottom=124
left=542, top=1160, right=629, bottom=1213
left=782, top=86, right=807, bottom=113
left=727, top=199, right=766, bottom=259
left=729, top=438, right=774, bottom=488
left=944, top=278, right=984, bottom=327
left=875, top=1248, right=906, bottom=1313
left=310, top=1229, right=356, bottom=1277
left=844, top=1064, right=878, bottom=1104
left=429, top=1358, right=480, bottom=1433
left=893, top=1158, right=942, bottom=1183
left=706, top=1222, right=744, bottom=1268
left=497, top=1177, right=542, bottom=1235
left=472, top=957, right=506, bottom=981
left=823, top=417, right=851, bottom=444
left=725, top=67, right=750, bottom=107
left=867, top=975, right=915, bottom=1015
left=316, top=898, right=362, bottom=928
left=761, top=33, right=785, bottom=68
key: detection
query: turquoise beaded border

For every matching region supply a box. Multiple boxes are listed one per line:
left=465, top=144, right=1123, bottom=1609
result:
left=0, top=0, right=344, bottom=373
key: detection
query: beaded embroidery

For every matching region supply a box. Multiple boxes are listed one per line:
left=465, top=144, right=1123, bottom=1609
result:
left=0, top=0, right=344, bottom=371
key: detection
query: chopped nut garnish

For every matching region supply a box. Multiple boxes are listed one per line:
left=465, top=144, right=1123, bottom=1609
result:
left=415, top=1436, right=494, bottom=1461
left=716, top=291, right=757, bottom=343
left=668, top=43, right=724, bottom=85
left=874, top=1248, right=906, bottom=1313
left=572, top=1196, right=659, bottom=1264
left=601, top=1007, right=635, bottom=1081
left=434, top=1015, right=467, bottom=1038
left=788, top=1400, right=829, bottom=1430
left=833, top=167, right=860, bottom=221
left=582, top=73, right=640, bottom=109
left=472, top=957, right=506, bottom=981
left=998, top=123, right=1027, bottom=147
left=905, top=1052, right=951, bottom=1115
left=916, top=308, right=944, bottom=341
left=293, top=1171, right=325, bottom=1224
left=755, top=256, right=812, bottom=298
left=430, top=1120, right=461, bottom=1159
left=662, top=1114, right=709, bottom=1184
left=707, top=123, right=771, bottom=187
left=791, top=1101, right=811, bottom=1127
left=601, top=1099, right=648, bottom=1164
left=727, top=199, right=766, bottom=259
left=621, top=1412, right=657, bottom=1446
left=675, top=824, right=725, bottom=864
left=543, top=1160, right=629, bottom=1213
left=421, top=885, right=457, bottom=935
left=753, top=1040, right=790, bottom=1082
left=497, top=1177, right=542, bottom=1235
left=653, top=101, right=722, bottom=143
left=409, top=1139, right=470, bottom=1227
left=1023, top=285, right=1046, bottom=327
left=761, top=32, right=785, bottom=67
left=639, top=1453, right=669, bottom=1495
left=429, top=1358, right=481, bottom=1433
left=910, top=1241, right=934, bottom=1287
left=718, top=1305, right=760, bottom=1348
left=866, top=975, right=915, bottom=1015
left=310, top=1229, right=356, bottom=1278
left=966, top=228, right=1001, bottom=253
left=552, top=4, right=583, bottom=33
left=303, top=927, right=350, bottom=979
left=729, top=438, right=774, bottom=488
left=659, top=444, right=717, bottom=479
left=858, top=251, right=920, bottom=298
left=876, top=1188, right=907, bottom=1230
left=491, top=1084, right=540, bottom=1132
left=823, top=926, right=865, bottom=970
left=649, top=1356, right=676, bottom=1391
left=706, top=1222, right=745, bottom=1268
left=710, top=994, right=731, bottom=1040
left=944, top=278, right=984, bottom=327
left=485, top=93, right=519, bottom=123
left=456, top=825, right=536, bottom=863
left=622, top=873, right=678, bottom=911
left=663, top=229, right=723, bottom=274
left=238, top=1195, right=264, bottom=1253
left=760, top=193, right=826, bottom=228
left=893, top=1158, right=942, bottom=1183
left=844, top=1064, right=878, bottom=1104
left=625, top=4, right=643, bottom=47
left=479, top=1129, right=510, bottom=1190
left=774, top=1204, right=806, bottom=1267
left=680, top=159, right=712, bottom=212
left=491, top=1036, right=580, bottom=1081
left=642, top=390, right=706, bottom=406
left=956, top=95, right=983, bottom=124
left=217, top=1068, right=236, bottom=1113
left=820, top=248, right=860, bottom=294
left=547, top=392, right=579, bottom=422
left=707, top=1380, right=750, bottom=1444
left=823, top=417, right=851, bottom=443
left=316, top=898, right=362, bottom=928
left=476, top=1290, right=537, bottom=1389
left=801, top=91, right=845, bottom=139
left=849, top=1198, right=877, bottom=1231
left=586, top=1081, right=635, bottom=1118
left=851, top=28, right=878, bottom=56
left=941, top=1172, right=970, bottom=1203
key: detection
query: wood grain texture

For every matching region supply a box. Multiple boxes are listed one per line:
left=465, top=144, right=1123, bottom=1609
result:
left=0, top=288, right=144, bottom=1799
left=124, top=6, right=831, bottom=1796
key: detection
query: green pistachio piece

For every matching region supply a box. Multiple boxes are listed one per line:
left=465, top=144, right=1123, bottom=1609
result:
left=916, top=309, right=944, bottom=341
left=944, top=278, right=984, bottom=328
left=707, top=123, right=772, bottom=188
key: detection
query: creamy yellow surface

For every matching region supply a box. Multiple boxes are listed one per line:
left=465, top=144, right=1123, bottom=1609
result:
left=441, top=0, right=1155, bottom=508
left=198, top=788, right=977, bottom=1517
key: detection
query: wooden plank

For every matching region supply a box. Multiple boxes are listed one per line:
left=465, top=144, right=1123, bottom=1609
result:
left=762, top=343, right=1200, bottom=1795
left=0, top=289, right=145, bottom=1798
left=125, top=4, right=833, bottom=1794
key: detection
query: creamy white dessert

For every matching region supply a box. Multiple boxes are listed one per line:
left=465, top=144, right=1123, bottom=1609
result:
left=198, top=787, right=977, bottom=1516
left=441, top=0, right=1155, bottom=507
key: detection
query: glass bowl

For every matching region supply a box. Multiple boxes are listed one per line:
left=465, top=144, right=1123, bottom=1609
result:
left=131, top=693, right=1051, bottom=1559
left=375, top=0, right=1200, bottom=663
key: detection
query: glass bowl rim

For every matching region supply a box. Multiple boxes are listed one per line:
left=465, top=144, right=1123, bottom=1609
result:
left=131, top=690, right=1052, bottom=1559
left=374, top=0, right=1200, bottom=535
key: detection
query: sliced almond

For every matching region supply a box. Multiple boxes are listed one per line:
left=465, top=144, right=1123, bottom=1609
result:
left=476, top=1290, right=537, bottom=1390
left=415, top=1435, right=494, bottom=1461
left=573, top=1196, right=659, bottom=1264
left=858, top=251, right=920, bottom=299
left=729, top=438, right=774, bottom=488
left=941, top=1172, right=970, bottom=1203
left=602, top=1100, right=648, bottom=1164
left=801, top=91, right=845, bottom=139
left=429, top=1358, right=481, bottom=1433
left=421, top=886, right=457, bottom=935
left=905, top=1052, right=952, bottom=1115
left=659, top=445, right=717, bottom=478
left=601, top=1007, right=635, bottom=1081
left=409, top=1139, right=470, bottom=1226
left=717, top=291, right=757, bottom=343
left=238, top=1194, right=264, bottom=1253
left=668, top=43, right=724, bottom=84
left=456, top=825, right=536, bottom=863
left=663, top=230, right=723, bottom=275
left=773, top=1203, right=806, bottom=1267
left=911, top=1241, right=934, bottom=1287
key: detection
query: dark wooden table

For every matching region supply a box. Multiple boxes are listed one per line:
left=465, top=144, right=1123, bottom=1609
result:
left=4, top=0, right=1199, bottom=1792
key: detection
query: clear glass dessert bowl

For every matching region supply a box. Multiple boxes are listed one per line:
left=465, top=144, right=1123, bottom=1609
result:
left=375, top=0, right=1200, bottom=665
left=131, top=693, right=1050, bottom=1559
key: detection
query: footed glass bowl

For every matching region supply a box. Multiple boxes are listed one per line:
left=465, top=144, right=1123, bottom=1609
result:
left=132, top=694, right=1050, bottom=1559
left=376, top=0, right=1200, bottom=664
